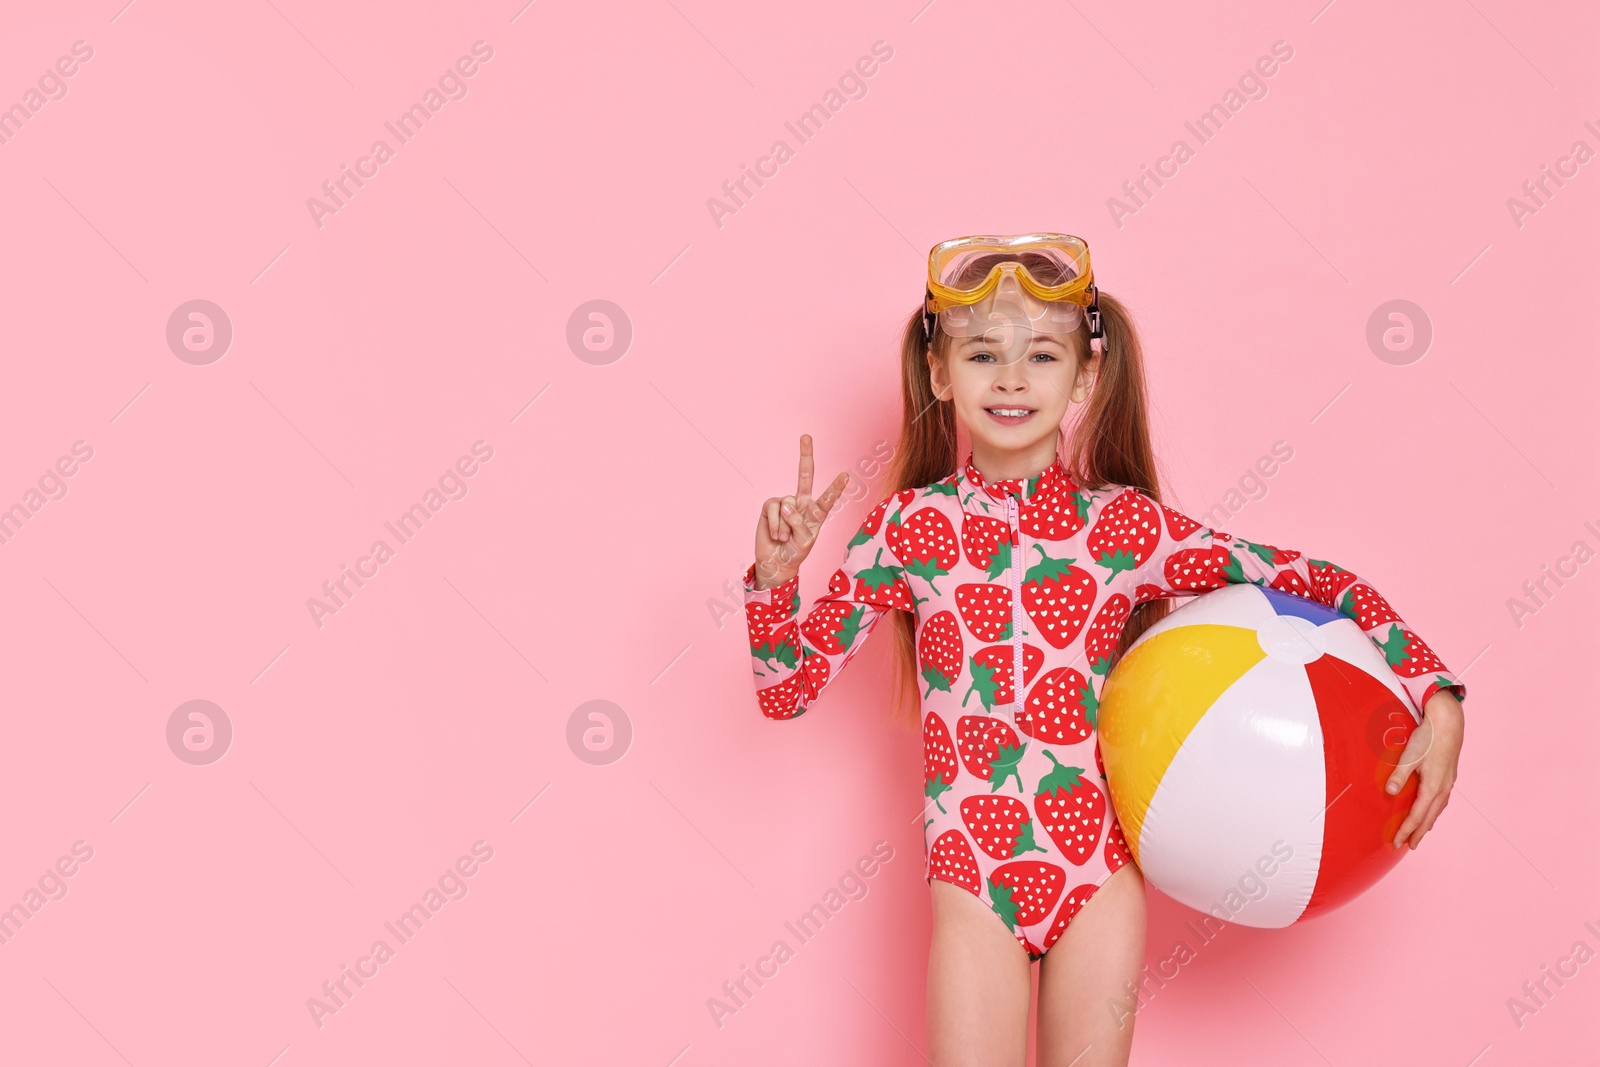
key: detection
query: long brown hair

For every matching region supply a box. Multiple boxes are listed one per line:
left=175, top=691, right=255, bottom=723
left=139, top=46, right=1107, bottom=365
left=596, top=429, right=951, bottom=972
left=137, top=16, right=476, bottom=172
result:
left=877, top=282, right=1174, bottom=728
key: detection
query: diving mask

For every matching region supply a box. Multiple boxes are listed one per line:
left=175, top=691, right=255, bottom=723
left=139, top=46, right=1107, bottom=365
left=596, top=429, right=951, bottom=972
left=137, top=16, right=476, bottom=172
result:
left=923, top=233, right=1103, bottom=353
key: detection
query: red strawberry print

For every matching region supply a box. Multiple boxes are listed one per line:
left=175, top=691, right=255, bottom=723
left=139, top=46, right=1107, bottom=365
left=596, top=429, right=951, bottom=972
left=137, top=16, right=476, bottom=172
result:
left=749, top=617, right=799, bottom=674
left=1021, top=545, right=1097, bottom=649
left=853, top=488, right=917, bottom=543
left=1033, top=752, right=1106, bottom=866
left=748, top=601, right=800, bottom=668
left=963, top=643, right=1043, bottom=710
left=1235, top=538, right=1302, bottom=568
left=1040, top=883, right=1102, bottom=951
left=956, top=715, right=1027, bottom=793
left=1086, top=490, right=1162, bottom=581
left=1082, top=593, right=1131, bottom=676
left=1376, top=625, right=1448, bottom=678
left=955, top=583, right=1013, bottom=642
left=800, top=601, right=865, bottom=656
left=1019, top=487, right=1094, bottom=541
left=1269, top=570, right=1313, bottom=598
left=1339, top=583, right=1403, bottom=629
left=851, top=547, right=917, bottom=611
left=744, top=599, right=783, bottom=642
left=756, top=670, right=806, bottom=720
left=961, top=795, right=1048, bottom=859
left=923, top=712, right=958, bottom=814
left=918, top=611, right=965, bottom=696
left=960, top=512, right=1014, bottom=579
left=1307, top=558, right=1360, bottom=602
left=1018, top=667, right=1097, bottom=743
left=987, top=861, right=1067, bottom=932
left=1163, top=545, right=1227, bottom=591
left=892, top=507, right=960, bottom=593
left=1161, top=502, right=1203, bottom=540
left=1103, top=820, right=1131, bottom=874
left=928, top=829, right=981, bottom=893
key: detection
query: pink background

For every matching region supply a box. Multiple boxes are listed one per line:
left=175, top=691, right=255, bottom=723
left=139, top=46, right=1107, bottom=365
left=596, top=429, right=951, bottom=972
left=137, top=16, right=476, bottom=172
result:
left=1, top=0, right=1596, bottom=1064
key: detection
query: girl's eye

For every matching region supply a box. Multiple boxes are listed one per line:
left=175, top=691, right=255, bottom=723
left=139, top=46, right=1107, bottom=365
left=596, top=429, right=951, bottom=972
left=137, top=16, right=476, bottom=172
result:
left=968, top=351, right=1057, bottom=362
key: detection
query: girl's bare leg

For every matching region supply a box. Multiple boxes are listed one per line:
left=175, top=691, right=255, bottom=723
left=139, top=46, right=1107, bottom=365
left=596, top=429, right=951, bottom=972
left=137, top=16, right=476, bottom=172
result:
left=1036, top=863, right=1147, bottom=1067
left=926, top=879, right=1033, bottom=1067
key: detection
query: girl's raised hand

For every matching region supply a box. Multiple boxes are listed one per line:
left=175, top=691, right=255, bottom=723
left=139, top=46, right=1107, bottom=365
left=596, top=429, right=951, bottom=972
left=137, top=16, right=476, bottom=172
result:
left=753, top=434, right=850, bottom=590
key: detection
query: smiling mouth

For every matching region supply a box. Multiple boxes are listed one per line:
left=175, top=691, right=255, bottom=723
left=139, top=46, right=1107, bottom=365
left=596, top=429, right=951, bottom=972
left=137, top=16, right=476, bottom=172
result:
left=985, top=407, right=1036, bottom=418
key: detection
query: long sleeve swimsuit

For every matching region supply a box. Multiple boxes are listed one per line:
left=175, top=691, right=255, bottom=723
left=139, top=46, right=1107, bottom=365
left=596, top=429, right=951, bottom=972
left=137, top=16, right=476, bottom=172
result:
left=743, top=452, right=1467, bottom=960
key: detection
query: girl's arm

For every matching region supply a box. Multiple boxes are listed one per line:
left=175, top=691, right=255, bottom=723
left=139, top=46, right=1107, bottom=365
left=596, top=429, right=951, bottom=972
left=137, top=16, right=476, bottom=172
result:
left=1120, top=489, right=1467, bottom=714
left=744, top=491, right=911, bottom=720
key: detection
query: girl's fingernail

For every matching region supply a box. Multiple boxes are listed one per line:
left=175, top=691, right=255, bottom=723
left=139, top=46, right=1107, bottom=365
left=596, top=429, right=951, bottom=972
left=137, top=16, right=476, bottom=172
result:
left=781, top=503, right=792, bottom=513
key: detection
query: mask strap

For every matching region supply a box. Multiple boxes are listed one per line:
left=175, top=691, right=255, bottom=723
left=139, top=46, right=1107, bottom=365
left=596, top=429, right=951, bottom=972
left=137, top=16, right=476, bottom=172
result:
left=1086, top=285, right=1104, bottom=355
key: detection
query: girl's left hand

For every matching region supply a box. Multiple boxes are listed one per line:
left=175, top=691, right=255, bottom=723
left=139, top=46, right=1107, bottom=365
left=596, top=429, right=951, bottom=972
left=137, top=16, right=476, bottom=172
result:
left=1385, top=691, right=1465, bottom=850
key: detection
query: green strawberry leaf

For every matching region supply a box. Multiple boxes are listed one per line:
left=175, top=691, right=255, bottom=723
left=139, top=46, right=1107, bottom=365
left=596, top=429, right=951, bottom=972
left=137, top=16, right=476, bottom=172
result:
left=1220, top=550, right=1247, bottom=584
left=1025, top=544, right=1079, bottom=585
left=962, top=659, right=999, bottom=708
left=1082, top=678, right=1100, bottom=728
left=855, top=547, right=904, bottom=594
left=986, top=878, right=1021, bottom=931
left=985, top=539, right=1012, bottom=581
left=924, top=778, right=952, bottom=814
left=922, top=664, right=954, bottom=697
left=989, top=740, right=1027, bottom=793
left=1035, top=751, right=1086, bottom=796
left=902, top=558, right=948, bottom=595
left=1092, top=549, right=1138, bottom=581
left=1014, top=818, right=1048, bottom=856
left=1377, top=624, right=1412, bottom=668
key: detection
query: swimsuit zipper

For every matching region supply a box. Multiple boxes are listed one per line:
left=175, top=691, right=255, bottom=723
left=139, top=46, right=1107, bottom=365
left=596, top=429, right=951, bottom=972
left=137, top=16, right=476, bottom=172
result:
left=1006, top=496, right=1024, bottom=720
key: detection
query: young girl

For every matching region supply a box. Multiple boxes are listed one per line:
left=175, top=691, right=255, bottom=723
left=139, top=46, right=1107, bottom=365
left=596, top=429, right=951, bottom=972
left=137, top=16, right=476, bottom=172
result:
left=741, top=233, right=1466, bottom=1067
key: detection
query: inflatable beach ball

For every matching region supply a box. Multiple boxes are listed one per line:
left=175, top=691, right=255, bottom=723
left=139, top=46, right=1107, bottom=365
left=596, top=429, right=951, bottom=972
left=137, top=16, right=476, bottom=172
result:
left=1097, top=583, right=1422, bottom=928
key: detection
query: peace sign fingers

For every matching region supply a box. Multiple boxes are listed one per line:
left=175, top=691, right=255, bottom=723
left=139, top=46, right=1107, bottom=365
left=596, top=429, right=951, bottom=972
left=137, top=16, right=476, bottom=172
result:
left=791, top=436, right=851, bottom=535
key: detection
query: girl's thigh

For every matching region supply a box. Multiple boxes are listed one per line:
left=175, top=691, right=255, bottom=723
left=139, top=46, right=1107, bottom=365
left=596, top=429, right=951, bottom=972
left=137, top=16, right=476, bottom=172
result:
left=1036, top=863, right=1148, bottom=1067
left=926, top=878, right=1033, bottom=1067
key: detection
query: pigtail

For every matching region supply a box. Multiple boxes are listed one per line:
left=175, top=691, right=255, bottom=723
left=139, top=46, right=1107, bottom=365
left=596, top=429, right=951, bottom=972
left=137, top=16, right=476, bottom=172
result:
left=876, top=306, right=961, bottom=728
left=1062, top=290, right=1173, bottom=662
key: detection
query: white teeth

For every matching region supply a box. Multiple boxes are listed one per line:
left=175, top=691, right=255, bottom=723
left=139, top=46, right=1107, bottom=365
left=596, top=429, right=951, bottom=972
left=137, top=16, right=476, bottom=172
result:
left=989, top=408, right=1032, bottom=416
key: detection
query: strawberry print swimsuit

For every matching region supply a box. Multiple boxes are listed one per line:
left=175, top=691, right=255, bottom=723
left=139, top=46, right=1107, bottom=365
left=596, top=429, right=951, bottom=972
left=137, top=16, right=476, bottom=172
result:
left=743, top=453, right=1466, bottom=960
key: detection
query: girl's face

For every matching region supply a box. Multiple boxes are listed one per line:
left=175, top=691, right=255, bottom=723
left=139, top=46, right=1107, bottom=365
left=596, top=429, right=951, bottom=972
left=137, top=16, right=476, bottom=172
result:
left=928, top=324, right=1097, bottom=455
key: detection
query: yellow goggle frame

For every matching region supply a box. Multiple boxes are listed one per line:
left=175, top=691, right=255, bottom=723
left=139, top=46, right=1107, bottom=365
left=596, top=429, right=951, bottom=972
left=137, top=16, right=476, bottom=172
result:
left=923, top=233, right=1101, bottom=344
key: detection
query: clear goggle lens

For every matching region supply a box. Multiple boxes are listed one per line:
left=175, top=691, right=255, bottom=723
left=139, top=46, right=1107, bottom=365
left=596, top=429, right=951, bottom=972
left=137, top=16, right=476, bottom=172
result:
left=935, top=267, right=1084, bottom=338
